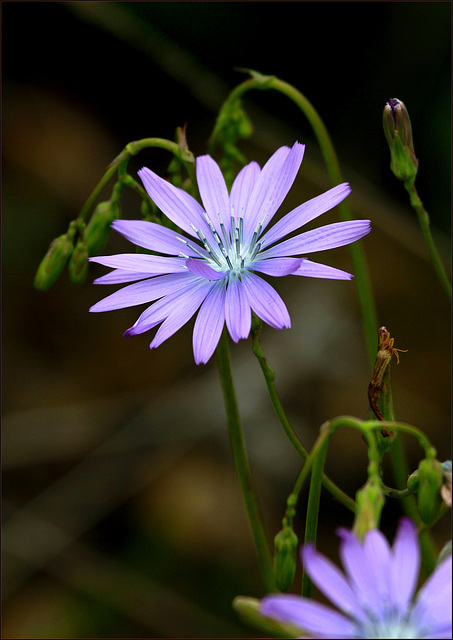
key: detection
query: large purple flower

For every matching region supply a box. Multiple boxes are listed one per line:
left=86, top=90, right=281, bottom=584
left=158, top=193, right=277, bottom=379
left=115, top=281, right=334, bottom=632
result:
left=90, top=142, right=370, bottom=364
left=261, top=518, right=452, bottom=639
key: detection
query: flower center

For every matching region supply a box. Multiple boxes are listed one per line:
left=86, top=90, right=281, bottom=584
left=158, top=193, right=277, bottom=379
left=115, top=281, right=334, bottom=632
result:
left=179, top=205, right=266, bottom=278
left=359, top=608, right=424, bottom=639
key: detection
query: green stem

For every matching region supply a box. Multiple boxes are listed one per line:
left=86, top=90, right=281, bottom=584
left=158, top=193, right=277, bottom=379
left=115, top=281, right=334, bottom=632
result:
left=405, top=181, right=451, bottom=301
left=251, top=320, right=356, bottom=513
left=301, top=437, right=329, bottom=597
left=79, top=137, right=196, bottom=222
left=215, top=330, right=275, bottom=592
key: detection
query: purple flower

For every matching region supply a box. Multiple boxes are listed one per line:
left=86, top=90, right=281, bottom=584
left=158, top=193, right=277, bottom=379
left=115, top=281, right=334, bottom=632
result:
left=89, top=142, right=370, bottom=364
left=260, top=518, right=452, bottom=639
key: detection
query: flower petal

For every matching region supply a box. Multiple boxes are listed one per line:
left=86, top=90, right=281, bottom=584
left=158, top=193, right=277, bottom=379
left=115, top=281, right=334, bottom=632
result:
left=241, top=271, right=290, bottom=330
left=259, top=220, right=371, bottom=258
left=185, top=258, right=226, bottom=280
left=196, top=154, right=231, bottom=232
left=252, top=257, right=304, bottom=277
left=138, top=167, right=209, bottom=238
left=230, top=161, right=261, bottom=223
left=193, top=280, right=226, bottom=364
left=362, top=529, right=392, bottom=612
left=260, top=594, right=357, bottom=638
left=94, top=270, right=156, bottom=285
left=150, top=280, right=214, bottom=350
left=292, top=259, right=353, bottom=280
left=390, top=517, right=420, bottom=612
left=225, top=276, right=251, bottom=342
left=123, top=277, right=204, bottom=336
left=337, top=528, right=382, bottom=617
left=302, top=544, right=368, bottom=623
left=111, top=219, right=201, bottom=257
left=261, top=183, right=351, bottom=248
left=89, top=254, right=187, bottom=273
left=90, top=273, right=195, bottom=312
left=244, top=142, right=304, bottom=242
left=411, top=554, right=452, bottom=632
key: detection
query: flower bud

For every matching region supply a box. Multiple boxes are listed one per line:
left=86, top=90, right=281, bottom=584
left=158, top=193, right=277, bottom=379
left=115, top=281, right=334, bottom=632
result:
left=353, top=480, right=384, bottom=540
left=84, top=199, right=120, bottom=256
left=68, top=238, right=89, bottom=285
left=383, top=98, right=419, bottom=184
left=273, top=526, right=298, bottom=591
left=407, top=468, right=420, bottom=493
left=34, top=230, right=75, bottom=291
left=233, top=596, right=301, bottom=637
left=417, top=458, right=443, bottom=524
left=441, top=460, right=452, bottom=508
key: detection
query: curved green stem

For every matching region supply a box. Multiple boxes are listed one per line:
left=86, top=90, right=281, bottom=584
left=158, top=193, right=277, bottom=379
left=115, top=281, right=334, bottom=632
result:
left=405, top=181, right=451, bottom=301
left=215, top=330, right=275, bottom=592
left=251, top=320, right=356, bottom=513
left=79, top=137, right=196, bottom=222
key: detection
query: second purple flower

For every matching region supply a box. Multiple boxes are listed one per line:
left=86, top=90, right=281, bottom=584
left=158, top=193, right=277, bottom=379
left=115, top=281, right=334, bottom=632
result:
left=90, top=142, right=371, bottom=364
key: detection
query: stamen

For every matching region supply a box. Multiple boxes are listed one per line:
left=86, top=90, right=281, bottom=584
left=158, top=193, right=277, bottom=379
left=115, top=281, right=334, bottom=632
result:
left=221, top=248, right=234, bottom=270
left=250, top=242, right=261, bottom=261
left=235, top=227, right=241, bottom=257
left=218, top=213, right=231, bottom=251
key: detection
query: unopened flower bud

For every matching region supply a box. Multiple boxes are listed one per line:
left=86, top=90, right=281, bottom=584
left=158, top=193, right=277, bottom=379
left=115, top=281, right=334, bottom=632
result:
left=273, top=526, right=298, bottom=591
left=34, top=229, right=75, bottom=291
left=353, top=480, right=384, bottom=540
left=383, top=98, right=419, bottom=184
left=417, top=458, right=443, bottom=524
left=84, top=199, right=120, bottom=256
left=68, top=238, right=89, bottom=285
left=441, top=460, right=452, bottom=508
left=407, top=468, right=420, bottom=493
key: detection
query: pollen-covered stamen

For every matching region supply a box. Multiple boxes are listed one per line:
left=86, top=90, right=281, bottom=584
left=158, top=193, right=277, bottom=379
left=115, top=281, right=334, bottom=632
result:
left=250, top=242, right=261, bottom=261
left=189, top=223, right=223, bottom=267
left=235, top=226, right=241, bottom=258
left=218, top=213, right=231, bottom=252
left=247, top=215, right=267, bottom=256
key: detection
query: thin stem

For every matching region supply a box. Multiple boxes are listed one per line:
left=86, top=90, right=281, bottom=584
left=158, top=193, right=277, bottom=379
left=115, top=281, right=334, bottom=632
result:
left=215, top=330, right=275, bottom=592
left=251, top=321, right=356, bottom=513
left=79, top=137, right=196, bottom=222
left=405, top=181, right=451, bottom=301
left=301, top=437, right=329, bottom=598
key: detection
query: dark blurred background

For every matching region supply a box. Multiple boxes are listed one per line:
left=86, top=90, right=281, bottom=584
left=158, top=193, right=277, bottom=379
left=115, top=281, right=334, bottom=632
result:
left=2, top=2, right=451, bottom=638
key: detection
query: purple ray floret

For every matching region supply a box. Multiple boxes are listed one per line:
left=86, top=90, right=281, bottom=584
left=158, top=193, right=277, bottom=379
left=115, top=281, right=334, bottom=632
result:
left=260, top=517, right=452, bottom=639
left=89, top=142, right=371, bottom=364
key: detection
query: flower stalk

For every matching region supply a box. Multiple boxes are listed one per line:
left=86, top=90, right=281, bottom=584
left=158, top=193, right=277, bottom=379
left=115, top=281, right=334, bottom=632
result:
left=216, top=330, right=275, bottom=592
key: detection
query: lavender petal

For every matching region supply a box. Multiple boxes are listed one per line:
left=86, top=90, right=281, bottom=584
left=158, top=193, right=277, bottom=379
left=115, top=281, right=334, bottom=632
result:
left=261, top=183, right=351, bottom=248
left=192, top=280, right=226, bottom=364
left=259, top=220, right=371, bottom=259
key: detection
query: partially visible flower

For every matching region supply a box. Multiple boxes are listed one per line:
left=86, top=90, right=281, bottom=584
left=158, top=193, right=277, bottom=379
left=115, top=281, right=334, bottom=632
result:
left=90, top=142, right=371, bottom=364
left=441, top=461, right=452, bottom=508
left=261, top=518, right=452, bottom=639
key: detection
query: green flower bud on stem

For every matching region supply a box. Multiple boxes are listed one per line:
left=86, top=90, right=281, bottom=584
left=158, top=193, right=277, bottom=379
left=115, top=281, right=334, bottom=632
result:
left=273, top=526, right=298, bottom=591
left=34, top=223, right=76, bottom=291
left=441, top=460, right=452, bottom=508
left=84, top=197, right=121, bottom=256
left=233, top=596, right=302, bottom=637
left=407, top=468, right=420, bottom=493
left=68, top=238, right=89, bottom=285
left=353, top=480, right=385, bottom=540
left=383, top=98, right=419, bottom=185
left=417, top=458, right=443, bottom=524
